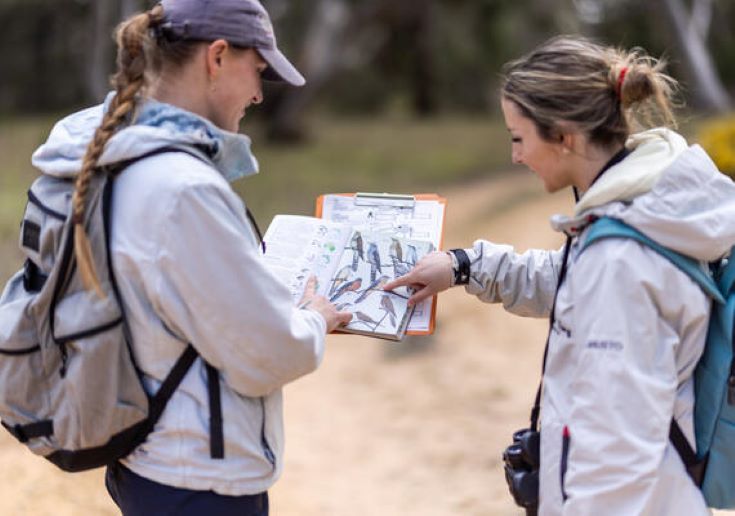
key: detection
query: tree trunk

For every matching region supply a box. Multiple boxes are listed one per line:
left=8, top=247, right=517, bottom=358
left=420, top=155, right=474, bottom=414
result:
left=266, top=0, right=350, bottom=142
left=407, top=0, right=437, bottom=116
left=658, top=0, right=731, bottom=112
left=86, top=0, right=115, bottom=103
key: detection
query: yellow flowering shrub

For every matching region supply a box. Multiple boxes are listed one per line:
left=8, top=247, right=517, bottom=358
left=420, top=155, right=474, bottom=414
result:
left=698, top=115, right=735, bottom=177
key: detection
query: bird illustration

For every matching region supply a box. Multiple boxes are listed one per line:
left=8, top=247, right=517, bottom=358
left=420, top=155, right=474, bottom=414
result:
left=353, top=274, right=390, bottom=304
left=406, top=244, right=418, bottom=266
left=366, top=242, right=382, bottom=282
left=380, top=294, right=397, bottom=327
left=328, top=264, right=353, bottom=296
left=389, top=238, right=403, bottom=264
left=393, top=260, right=411, bottom=278
left=348, top=231, right=364, bottom=271
left=329, top=278, right=362, bottom=302
left=352, top=311, right=378, bottom=329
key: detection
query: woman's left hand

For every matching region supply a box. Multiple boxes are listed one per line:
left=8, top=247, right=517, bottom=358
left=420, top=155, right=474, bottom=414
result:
left=299, top=276, right=353, bottom=333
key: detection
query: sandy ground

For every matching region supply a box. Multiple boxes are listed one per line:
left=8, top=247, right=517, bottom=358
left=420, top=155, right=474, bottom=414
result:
left=0, top=171, right=730, bottom=515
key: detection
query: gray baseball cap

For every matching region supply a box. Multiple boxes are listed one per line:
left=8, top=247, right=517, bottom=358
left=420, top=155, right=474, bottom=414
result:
left=159, top=0, right=305, bottom=86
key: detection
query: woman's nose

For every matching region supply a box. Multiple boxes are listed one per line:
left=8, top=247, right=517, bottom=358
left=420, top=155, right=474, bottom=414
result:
left=512, top=150, right=522, bottom=165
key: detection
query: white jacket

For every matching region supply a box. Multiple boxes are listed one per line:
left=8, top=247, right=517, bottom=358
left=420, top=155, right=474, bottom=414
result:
left=31, top=97, right=327, bottom=495
left=465, top=129, right=735, bottom=515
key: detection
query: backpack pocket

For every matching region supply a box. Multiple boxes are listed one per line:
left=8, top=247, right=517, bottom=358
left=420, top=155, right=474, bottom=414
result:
left=24, top=185, right=69, bottom=273
left=51, top=285, right=149, bottom=451
left=0, top=271, right=56, bottom=453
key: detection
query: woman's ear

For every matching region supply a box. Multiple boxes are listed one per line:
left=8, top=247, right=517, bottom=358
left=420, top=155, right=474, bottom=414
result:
left=206, top=39, right=229, bottom=80
left=560, top=132, right=574, bottom=155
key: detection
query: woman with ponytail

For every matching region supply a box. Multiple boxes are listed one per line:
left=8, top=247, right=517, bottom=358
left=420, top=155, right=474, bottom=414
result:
left=32, top=1, right=350, bottom=514
left=386, top=36, right=735, bottom=514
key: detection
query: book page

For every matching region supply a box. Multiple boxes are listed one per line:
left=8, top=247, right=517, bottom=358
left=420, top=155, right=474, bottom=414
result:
left=319, top=195, right=445, bottom=333
left=263, top=215, right=352, bottom=303
left=327, top=230, right=434, bottom=340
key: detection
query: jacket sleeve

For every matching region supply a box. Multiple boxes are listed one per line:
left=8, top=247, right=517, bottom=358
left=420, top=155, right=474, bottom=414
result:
left=464, top=240, right=564, bottom=317
left=560, top=238, right=702, bottom=514
left=150, top=180, right=327, bottom=398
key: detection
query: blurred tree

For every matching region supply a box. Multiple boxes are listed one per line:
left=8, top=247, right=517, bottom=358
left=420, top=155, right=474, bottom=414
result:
left=657, top=0, right=731, bottom=111
left=88, top=0, right=147, bottom=102
left=88, top=0, right=115, bottom=102
left=262, top=0, right=441, bottom=142
left=0, top=0, right=732, bottom=121
left=262, top=0, right=351, bottom=141
left=574, top=0, right=732, bottom=112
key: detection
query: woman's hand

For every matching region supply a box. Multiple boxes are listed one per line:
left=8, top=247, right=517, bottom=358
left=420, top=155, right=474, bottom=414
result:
left=383, top=250, right=454, bottom=306
left=299, top=277, right=353, bottom=333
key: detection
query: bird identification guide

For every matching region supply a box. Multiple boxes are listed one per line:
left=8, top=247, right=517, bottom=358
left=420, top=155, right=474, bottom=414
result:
left=262, top=192, right=446, bottom=340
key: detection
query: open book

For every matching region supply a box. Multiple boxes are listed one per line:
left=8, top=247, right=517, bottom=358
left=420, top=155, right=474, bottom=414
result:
left=263, top=215, right=434, bottom=340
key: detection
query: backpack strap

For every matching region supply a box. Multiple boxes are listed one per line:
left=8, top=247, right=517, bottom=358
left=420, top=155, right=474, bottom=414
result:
left=581, top=216, right=720, bottom=487
left=582, top=217, right=725, bottom=304
left=670, top=418, right=706, bottom=486
left=205, top=363, right=224, bottom=459
left=104, top=146, right=235, bottom=460
left=147, top=344, right=199, bottom=424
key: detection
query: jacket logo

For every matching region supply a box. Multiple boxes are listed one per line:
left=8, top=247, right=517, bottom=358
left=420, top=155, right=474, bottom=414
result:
left=586, top=340, right=623, bottom=351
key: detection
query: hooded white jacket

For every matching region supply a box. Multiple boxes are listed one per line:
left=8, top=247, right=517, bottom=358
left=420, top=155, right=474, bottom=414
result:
left=464, top=129, right=735, bottom=515
left=31, top=97, right=327, bottom=495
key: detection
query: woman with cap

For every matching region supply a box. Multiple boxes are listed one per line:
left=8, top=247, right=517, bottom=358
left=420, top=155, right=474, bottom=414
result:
left=386, top=35, right=735, bottom=514
left=30, top=1, right=351, bottom=514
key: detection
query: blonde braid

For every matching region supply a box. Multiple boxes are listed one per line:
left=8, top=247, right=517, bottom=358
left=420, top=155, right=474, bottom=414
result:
left=72, top=4, right=164, bottom=297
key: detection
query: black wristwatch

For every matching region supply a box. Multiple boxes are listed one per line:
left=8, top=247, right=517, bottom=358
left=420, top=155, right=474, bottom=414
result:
left=449, top=248, right=471, bottom=286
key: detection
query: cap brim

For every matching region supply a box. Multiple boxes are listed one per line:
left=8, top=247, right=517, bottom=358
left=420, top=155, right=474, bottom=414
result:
left=258, top=48, right=306, bottom=87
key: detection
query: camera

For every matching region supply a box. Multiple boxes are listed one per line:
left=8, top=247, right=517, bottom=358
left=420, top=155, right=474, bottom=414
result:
left=503, top=428, right=540, bottom=515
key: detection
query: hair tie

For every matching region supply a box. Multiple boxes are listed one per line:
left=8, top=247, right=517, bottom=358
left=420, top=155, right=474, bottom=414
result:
left=616, top=67, right=628, bottom=98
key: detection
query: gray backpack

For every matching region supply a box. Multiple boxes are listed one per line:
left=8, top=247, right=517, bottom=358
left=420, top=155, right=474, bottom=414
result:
left=0, top=149, right=222, bottom=471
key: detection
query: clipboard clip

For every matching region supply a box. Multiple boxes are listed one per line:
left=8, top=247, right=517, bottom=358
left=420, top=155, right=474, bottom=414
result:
left=355, top=192, right=415, bottom=208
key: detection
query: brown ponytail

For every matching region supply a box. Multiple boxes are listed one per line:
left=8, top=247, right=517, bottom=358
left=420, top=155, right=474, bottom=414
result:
left=72, top=4, right=164, bottom=297
left=610, top=51, right=678, bottom=131
left=501, top=36, right=679, bottom=149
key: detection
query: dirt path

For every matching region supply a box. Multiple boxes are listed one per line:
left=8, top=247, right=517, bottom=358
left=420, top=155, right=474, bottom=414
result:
left=0, top=172, right=727, bottom=515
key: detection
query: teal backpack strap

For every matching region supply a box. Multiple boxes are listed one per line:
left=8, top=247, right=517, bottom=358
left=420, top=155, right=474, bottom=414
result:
left=582, top=217, right=725, bottom=305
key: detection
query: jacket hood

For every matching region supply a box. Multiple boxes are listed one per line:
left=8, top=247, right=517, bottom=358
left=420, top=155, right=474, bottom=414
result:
left=31, top=93, right=259, bottom=183
left=552, top=128, right=735, bottom=261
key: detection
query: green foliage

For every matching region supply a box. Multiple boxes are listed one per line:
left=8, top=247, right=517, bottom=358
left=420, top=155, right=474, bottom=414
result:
left=698, top=114, right=735, bottom=177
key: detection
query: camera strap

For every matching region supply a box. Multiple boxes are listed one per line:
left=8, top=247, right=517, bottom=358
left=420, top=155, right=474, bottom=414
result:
left=530, top=235, right=573, bottom=432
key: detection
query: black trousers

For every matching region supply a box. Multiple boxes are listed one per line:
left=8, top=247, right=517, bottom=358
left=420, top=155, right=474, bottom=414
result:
left=105, top=462, right=269, bottom=516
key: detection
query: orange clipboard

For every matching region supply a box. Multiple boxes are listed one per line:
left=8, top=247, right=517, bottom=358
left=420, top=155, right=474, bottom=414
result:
left=315, top=192, right=447, bottom=336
